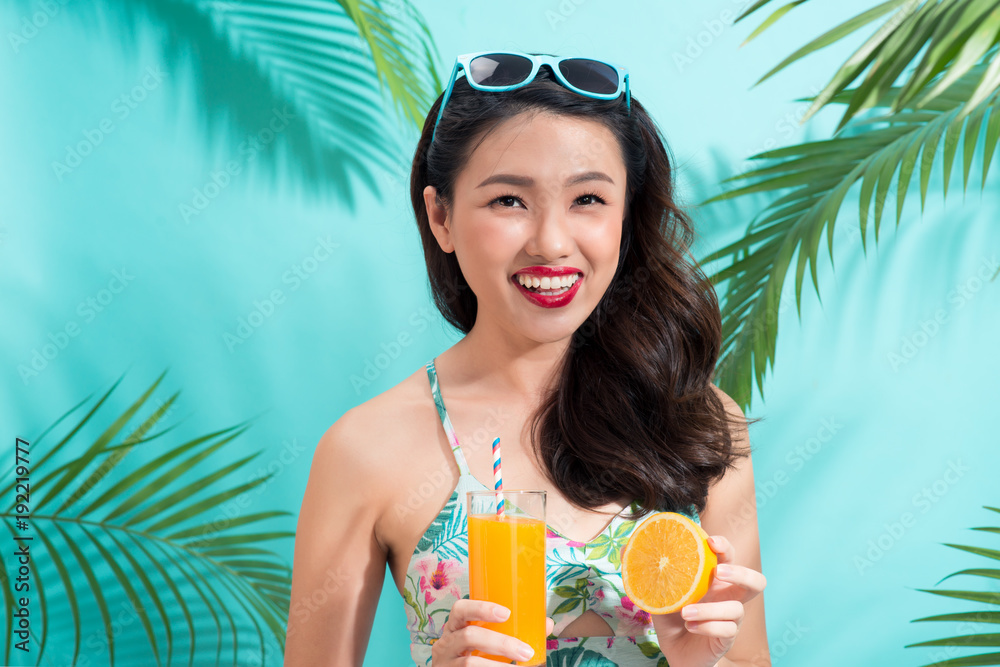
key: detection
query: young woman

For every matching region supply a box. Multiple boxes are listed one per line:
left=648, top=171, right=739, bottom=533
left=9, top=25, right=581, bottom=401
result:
left=285, top=52, right=769, bottom=667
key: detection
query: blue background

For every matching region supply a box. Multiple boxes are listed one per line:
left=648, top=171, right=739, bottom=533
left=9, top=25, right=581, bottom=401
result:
left=2, top=1, right=998, bottom=665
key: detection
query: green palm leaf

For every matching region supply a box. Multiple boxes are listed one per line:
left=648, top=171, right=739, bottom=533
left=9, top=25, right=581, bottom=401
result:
left=547, top=646, right=618, bottom=666
left=547, top=549, right=592, bottom=587
left=701, top=64, right=1000, bottom=410
left=737, top=0, right=1000, bottom=132
left=0, top=371, right=294, bottom=666
left=907, top=506, right=1000, bottom=666
left=415, top=492, right=468, bottom=561
left=10, top=0, right=441, bottom=208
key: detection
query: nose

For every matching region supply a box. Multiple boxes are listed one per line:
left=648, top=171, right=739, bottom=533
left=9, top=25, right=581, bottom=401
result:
left=524, top=204, right=573, bottom=261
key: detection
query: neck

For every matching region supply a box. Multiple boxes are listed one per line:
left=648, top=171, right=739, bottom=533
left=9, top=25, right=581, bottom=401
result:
left=444, top=315, right=573, bottom=399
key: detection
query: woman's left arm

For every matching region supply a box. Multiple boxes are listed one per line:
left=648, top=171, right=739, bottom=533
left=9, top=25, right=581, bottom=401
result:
left=654, top=387, right=770, bottom=667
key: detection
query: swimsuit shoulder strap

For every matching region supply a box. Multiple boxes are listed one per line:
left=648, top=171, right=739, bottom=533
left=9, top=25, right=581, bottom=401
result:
left=425, top=358, right=472, bottom=476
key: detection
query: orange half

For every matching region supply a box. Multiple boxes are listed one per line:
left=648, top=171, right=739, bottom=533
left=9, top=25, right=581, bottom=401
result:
left=621, top=511, right=716, bottom=614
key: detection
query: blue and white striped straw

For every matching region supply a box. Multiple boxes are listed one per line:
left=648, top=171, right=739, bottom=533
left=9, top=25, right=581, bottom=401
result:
left=492, top=437, right=504, bottom=517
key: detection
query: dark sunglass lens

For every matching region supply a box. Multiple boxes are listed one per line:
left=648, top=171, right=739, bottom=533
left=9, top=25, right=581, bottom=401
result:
left=469, top=54, right=534, bottom=87
left=559, top=58, right=618, bottom=94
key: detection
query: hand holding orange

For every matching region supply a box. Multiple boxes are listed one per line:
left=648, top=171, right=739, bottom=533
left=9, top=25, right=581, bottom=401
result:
left=621, top=512, right=717, bottom=614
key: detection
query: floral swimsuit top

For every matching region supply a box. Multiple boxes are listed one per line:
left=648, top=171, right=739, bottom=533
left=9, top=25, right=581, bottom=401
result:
left=401, top=358, right=700, bottom=667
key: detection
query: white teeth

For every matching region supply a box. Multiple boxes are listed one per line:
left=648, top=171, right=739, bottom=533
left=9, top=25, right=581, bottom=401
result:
left=516, top=273, right=581, bottom=291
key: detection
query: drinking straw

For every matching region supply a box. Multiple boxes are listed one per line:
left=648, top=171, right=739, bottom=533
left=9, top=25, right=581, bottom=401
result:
left=492, top=436, right=504, bottom=517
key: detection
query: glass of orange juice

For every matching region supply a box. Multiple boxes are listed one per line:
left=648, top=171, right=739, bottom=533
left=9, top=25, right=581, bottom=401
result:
left=467, top=489, right=547, bottom=666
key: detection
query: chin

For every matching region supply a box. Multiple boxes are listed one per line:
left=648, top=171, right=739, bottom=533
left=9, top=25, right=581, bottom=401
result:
left=515, top=320, right=582, bottom=346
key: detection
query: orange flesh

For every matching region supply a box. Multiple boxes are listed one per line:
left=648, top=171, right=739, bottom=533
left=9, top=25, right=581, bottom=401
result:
left=621, top=512, right=716, bottom=614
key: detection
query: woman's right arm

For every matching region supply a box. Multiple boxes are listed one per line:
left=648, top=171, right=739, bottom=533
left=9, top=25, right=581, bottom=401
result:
left=283, top=406, right=550, bottom=666
left=284, top=409, right=389, bottom=666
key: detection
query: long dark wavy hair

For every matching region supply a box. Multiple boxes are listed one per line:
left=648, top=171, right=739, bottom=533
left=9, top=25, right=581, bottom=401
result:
left=410, top=59, right=754, bottom=518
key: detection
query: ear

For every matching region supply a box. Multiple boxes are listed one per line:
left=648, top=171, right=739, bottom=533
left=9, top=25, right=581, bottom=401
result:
left=423, top=185, right=454, bottom=253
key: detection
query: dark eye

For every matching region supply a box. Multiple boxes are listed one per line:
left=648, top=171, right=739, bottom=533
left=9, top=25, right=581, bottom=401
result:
left=490, top=194, right=524, bottom=208
left=576, top=193, right=607, bottom=206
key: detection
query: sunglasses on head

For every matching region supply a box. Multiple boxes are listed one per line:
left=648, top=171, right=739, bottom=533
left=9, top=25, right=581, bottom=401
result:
left=430, top=51, right=631, bottom=144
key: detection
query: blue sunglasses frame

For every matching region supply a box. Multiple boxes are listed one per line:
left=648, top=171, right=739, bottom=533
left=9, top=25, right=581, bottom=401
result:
left=430, top=51, right=631, bottom=144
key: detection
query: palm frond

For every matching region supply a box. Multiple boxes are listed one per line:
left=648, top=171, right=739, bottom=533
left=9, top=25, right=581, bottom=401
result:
left=701, top=65, right=1000, bottom=409
left=338, top=0, right=443, bottom=126
left=906, top=505, right=1000, bottom=667
left=737, top=0, right=1000, bottom=133
left=735, top=0, right=785, bottom=23
left=739, top=0, right=810, bottom=45
left=1, top=371, right=294, bottom=666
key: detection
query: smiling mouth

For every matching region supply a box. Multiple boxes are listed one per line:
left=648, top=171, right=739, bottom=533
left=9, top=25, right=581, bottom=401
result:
left=514, top=272, right=582, bottom=295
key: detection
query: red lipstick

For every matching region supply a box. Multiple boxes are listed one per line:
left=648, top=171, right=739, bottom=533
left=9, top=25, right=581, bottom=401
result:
left=511, top=266, right=583, bottom=309
left=513, top=266, right=581, bottom=278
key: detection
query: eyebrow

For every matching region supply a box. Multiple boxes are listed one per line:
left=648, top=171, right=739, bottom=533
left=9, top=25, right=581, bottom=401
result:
left=476, top=171, right=615, bottom=188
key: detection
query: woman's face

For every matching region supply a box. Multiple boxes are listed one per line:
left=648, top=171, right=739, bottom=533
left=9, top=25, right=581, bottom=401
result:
left=424, top=110, right=628, bottom=347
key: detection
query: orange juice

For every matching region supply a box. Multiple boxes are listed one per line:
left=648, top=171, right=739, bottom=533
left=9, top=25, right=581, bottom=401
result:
left=468, top=513, right=546, bottom=665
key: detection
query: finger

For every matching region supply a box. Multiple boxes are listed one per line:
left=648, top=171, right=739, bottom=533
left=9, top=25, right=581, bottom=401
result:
left=715, top=563, right=767, bottom=598
left=708, top=535, right=735, bottom=563
left=447, top=624, right=538, bottom=664
left=681, top=600, right=744, bottom=624
left=683, top=619, right=740, bottom=639
left=443, top=599, right=511, bottom=633
left=546, top=617, right=554, bottom=635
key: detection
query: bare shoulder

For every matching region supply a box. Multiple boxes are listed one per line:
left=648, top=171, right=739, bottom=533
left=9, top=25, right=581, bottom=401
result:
left=320, top=362, right=459, bottom=570
left=710, top=383, right=747, bottom=423
left=316, top=365, right=431, bottom=475
left=702, top=383, right=756, bottom=532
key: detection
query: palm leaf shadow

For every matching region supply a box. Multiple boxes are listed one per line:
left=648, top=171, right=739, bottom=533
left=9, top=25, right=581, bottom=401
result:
left=0, top=370, right=294, bottom=666
left=17, top=0, right=441, bottom=211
